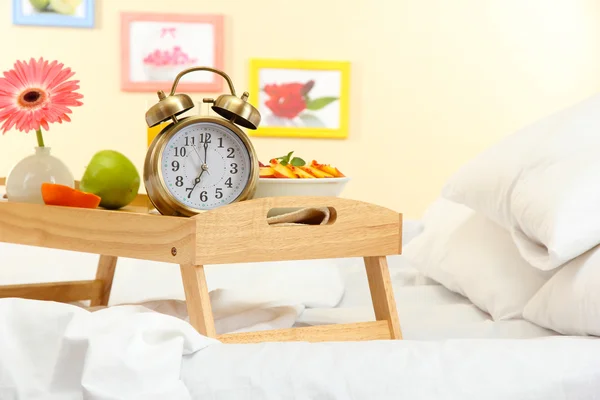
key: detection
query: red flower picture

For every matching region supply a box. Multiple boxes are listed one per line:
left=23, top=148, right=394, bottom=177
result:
left=261, top=79, right=339, bottom=121
left=249, top=59, right=350, bottom=138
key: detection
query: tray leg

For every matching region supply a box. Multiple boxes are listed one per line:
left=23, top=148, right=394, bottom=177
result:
left=364, top=256, right=402, bottom=339
left=180, top=264, right=216, bottom=338
left=90, top=255, right=118, bottom=307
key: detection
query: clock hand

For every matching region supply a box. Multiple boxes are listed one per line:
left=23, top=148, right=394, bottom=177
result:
left=187, top=170, right=205, bottom=198
left=203, top=142, right=209, bottom=164
left=202, top=141, right=211, bottom=175
left=186, top=162, right=209, bottom=198
left=192, top=145, right=204, bottom=163
left=187, top=142, right=210, bottom=190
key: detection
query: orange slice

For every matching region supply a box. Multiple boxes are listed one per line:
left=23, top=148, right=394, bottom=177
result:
left=41, top=183, right=102, bottom=209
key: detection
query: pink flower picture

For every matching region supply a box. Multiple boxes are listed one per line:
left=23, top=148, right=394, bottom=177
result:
left=121, top=13, right=224, bottom=93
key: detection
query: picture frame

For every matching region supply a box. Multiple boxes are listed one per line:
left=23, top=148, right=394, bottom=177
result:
left=248, top=58, right=351, bottom=139
left=12, top=0, right=95, bottom=28
left=120, top=12, right=224, bottom=93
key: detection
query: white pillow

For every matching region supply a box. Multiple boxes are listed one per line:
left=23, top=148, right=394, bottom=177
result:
left=442, top=93, right=600, bottom=271
left=401, top=220, right=424, bottom=246
left=523, top=245, right=600, bottom=336
left=403, top=198, right=553, bottom=320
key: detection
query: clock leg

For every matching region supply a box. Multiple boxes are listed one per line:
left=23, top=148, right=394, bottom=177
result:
left=363, top=256, right=402, bottom=339
left=180, top=264, right=217, bottom=338
left=90, top=255, right=118, bottom=307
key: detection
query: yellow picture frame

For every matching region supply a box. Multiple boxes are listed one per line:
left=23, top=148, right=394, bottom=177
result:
left=247, top=58, right=351, bottom=139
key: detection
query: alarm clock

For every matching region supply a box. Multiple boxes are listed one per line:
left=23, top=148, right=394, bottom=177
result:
left=144, top=66, right=261, bottom=217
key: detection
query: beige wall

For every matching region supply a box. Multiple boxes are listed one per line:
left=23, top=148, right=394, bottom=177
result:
left=0, top=0, right=599, bottom=219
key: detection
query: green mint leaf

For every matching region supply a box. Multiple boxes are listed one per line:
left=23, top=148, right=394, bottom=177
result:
left=276, top=151, right=294, bottom=164
left=290, top=157, right=306, bottom=166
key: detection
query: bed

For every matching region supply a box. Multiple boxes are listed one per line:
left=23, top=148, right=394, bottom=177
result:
left=1, top=248, right=599, bottom=399
left=3, top=93, right=600, bottom=398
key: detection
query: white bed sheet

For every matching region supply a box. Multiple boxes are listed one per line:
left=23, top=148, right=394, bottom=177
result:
left=177, top=255, right=600, bottom=399
left=181, top=337, right=600, bottom=400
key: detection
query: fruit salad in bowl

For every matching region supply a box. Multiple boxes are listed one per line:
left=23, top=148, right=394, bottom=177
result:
left=253, top=151, right=349, bottom=199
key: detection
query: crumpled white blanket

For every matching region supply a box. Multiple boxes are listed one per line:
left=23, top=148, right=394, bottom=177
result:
left=96, top=289, right=306, bottom=335
left=0, top=298, right=214, bottom=399
left=0, top=258, right=347, bottom=399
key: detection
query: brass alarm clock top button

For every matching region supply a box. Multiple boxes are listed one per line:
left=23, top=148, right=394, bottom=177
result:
left=145, top=92, right=195, bottom=128
left=212, top=91, right=261, bottom=130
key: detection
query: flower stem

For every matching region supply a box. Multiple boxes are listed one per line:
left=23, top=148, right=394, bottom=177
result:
left=35, top=129, right=45, bottom=147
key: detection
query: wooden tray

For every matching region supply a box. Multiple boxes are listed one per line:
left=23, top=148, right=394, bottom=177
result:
left=0, top=181, right=403, bottom=343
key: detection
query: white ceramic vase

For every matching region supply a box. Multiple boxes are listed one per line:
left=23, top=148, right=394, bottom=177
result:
left=5, top=147, right=74, bottom=204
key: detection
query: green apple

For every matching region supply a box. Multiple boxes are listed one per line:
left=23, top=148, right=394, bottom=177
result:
left=29, top=0, right=50, bottom=11
left=49, top=0, right=82, bottom=15
left=79, top=150, right=141, bottom=210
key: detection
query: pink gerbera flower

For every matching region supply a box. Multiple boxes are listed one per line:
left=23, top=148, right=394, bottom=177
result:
left=0, top=57, right=83, bottom=140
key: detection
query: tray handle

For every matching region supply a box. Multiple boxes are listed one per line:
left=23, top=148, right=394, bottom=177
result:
left=193, top=196, right=403, bottom=264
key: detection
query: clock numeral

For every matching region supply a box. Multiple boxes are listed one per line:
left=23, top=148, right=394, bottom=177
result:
left=186, top=187, right=193, bottom=198
left=175, top=176, right=184, bottom=187
left=227, top=147, right=235, bottom=158
left=200, top=191, right=208, bottom=202
left=215, top=187, right=223, bottom=199
left=171, top=160, right=180, bottom=172
left=225, top=177, right=233, bottom=188
left=199, top=132, right=212, bottom=144
left=230, top=163, right=238, bottom=174
left=174, top=147, right=186, bottom=157
left=185, top=136, right=195, bottom=146
left=218, top=137, right=224, bottom=148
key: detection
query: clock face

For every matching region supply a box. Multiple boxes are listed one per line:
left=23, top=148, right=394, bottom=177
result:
left=160, top=121, right=252, bottom=211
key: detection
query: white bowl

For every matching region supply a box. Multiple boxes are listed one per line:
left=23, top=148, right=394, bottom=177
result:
left=253, top=177, right=350, bottom=199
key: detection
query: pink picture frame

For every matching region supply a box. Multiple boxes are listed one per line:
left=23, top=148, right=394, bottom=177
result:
left=120, top=12, right=224, bottom=93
